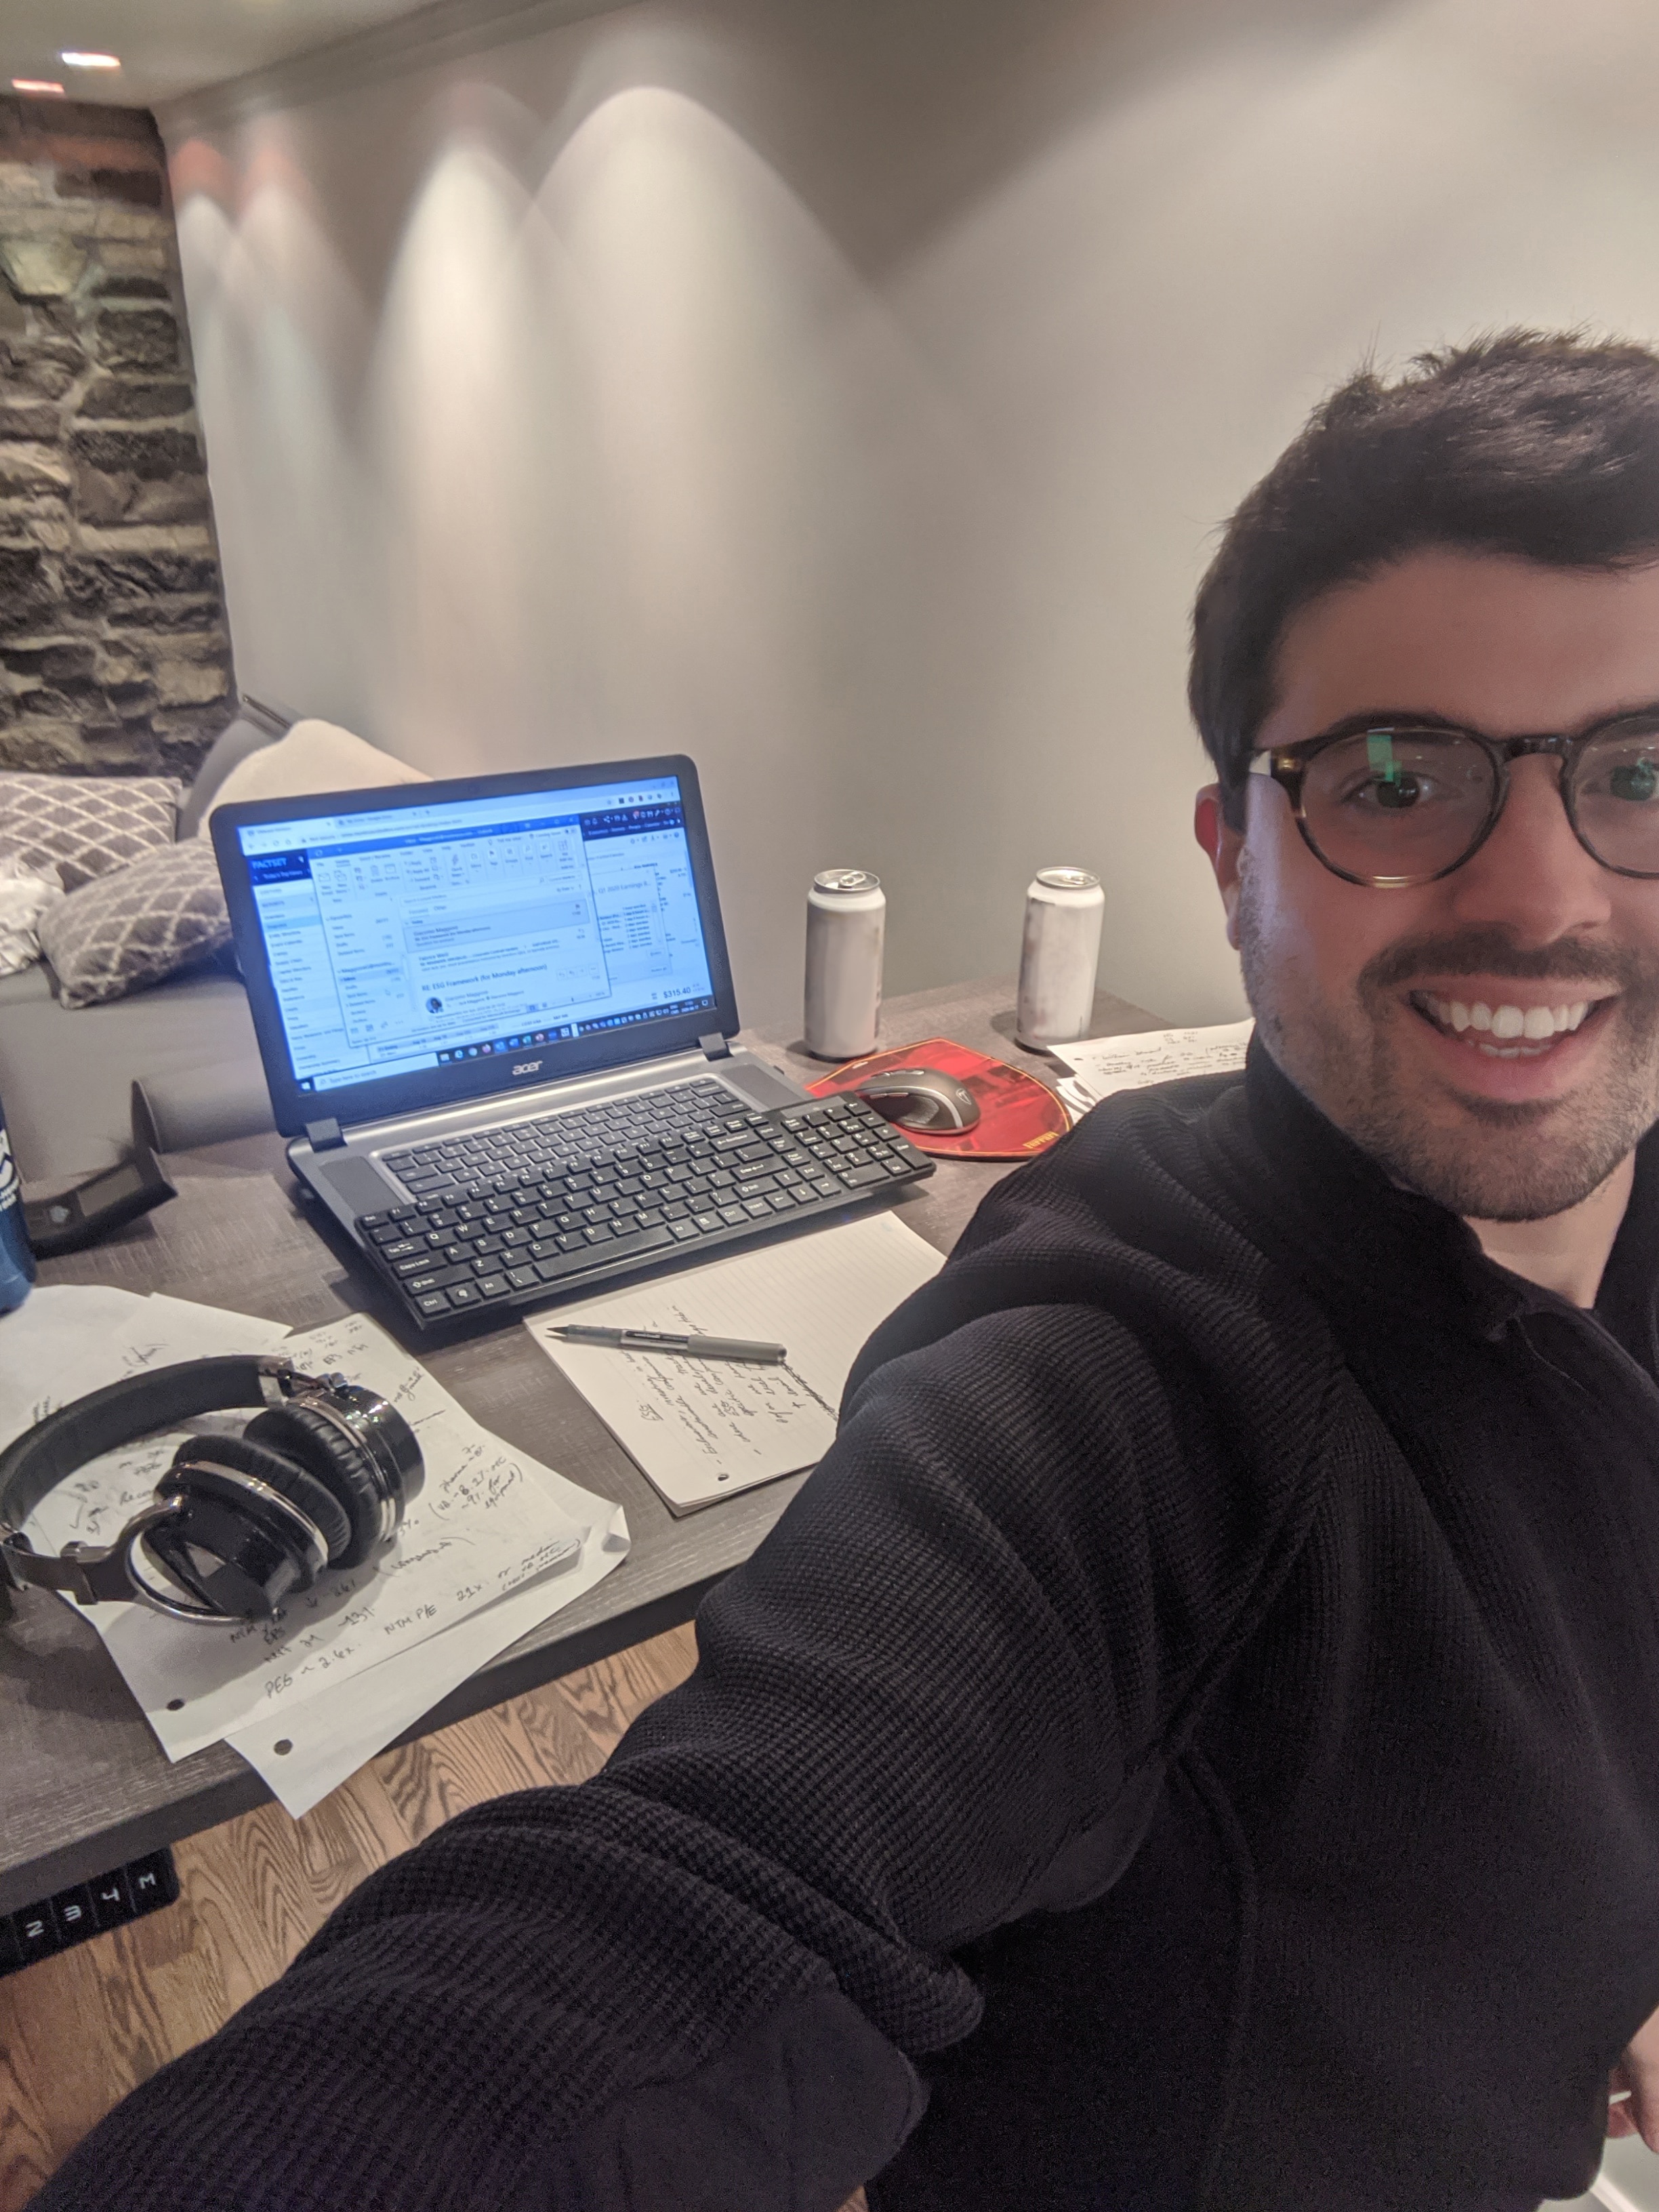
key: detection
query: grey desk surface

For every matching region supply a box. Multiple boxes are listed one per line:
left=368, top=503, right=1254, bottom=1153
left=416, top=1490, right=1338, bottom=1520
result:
left=0, top=976, right=1160, bottom=1915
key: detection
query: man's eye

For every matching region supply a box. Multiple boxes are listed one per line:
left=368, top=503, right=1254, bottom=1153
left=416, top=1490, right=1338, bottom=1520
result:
left=1610, top=758, right=1659, bottom=803
left=1337, top=771, right=1431, bottom=811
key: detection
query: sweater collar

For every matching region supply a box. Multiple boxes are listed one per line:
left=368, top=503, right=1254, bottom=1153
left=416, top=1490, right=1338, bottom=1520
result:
left=1212, top=1036, right=1659, bottom=1349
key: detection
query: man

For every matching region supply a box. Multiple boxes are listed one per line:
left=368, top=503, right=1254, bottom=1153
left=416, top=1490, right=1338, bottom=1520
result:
left=36, top=331, right=1659, bottom=2212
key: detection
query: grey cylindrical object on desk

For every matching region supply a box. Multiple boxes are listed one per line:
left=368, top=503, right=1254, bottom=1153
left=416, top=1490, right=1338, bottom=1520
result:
left=1015, top=867, right=1105, bottom=1048
left=804, top=870, right=885, bottom=1061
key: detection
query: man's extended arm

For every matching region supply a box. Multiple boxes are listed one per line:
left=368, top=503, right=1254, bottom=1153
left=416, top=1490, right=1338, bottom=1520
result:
left=35, top=1107, right=1315, bottom=2212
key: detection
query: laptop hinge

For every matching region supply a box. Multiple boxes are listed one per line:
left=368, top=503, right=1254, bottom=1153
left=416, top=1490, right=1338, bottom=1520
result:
left=305, top=1117, right=346, bottom=1151
left=697, top=1031, right=732, bottom=1061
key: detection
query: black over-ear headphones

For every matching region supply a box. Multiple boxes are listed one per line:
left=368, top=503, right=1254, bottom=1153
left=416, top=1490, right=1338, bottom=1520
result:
left=0, top=1355, right=423, bottom=1625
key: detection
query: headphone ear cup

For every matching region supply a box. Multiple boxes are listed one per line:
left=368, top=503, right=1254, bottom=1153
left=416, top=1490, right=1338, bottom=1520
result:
left=243, top=1404, right=386, bottom=1570
left=166, top=1433, right=354, bottom=1565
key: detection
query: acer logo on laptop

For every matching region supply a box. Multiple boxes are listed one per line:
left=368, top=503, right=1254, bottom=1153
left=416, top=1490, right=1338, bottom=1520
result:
left=512, top=1060, right=542, bottom=1077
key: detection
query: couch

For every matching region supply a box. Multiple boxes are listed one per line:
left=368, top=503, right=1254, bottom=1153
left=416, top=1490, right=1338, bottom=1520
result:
left=0, top=706, right=289, bottom=1191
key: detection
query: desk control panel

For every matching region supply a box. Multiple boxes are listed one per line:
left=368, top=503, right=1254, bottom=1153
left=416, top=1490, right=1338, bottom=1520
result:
left=0, top=1848, right=178, bottom=1979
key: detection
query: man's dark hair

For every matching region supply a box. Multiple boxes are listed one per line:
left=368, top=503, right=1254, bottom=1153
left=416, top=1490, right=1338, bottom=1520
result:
left=1190, top=329, right=1659, bottom=823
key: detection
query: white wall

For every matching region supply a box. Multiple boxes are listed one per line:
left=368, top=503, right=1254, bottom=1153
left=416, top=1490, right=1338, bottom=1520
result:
left=161, top=0, right=1659, bottom=1033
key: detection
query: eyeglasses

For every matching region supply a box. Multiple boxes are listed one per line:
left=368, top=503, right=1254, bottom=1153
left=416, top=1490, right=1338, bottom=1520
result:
left=1248, top=710, right=1659, bottom=887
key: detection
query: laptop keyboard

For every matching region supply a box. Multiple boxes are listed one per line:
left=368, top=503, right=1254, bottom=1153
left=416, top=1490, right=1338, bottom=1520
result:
left=356, top=1078, right=932, bottom=1327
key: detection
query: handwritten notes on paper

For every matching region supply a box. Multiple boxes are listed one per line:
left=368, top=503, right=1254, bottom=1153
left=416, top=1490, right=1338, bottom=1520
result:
left=1055, top=1019, right=1254, bottom=1105
left=526, top=1212, right=945, bottom=1513
left=3, top=1287, right=626, bottom=1814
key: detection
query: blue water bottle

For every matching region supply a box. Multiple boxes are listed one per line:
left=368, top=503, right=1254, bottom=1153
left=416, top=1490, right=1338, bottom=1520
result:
left=0, top=1094, right=36, bottom=1313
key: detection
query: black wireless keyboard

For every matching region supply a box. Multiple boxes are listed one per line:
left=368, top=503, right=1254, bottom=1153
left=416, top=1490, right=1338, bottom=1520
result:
left=354, top=1086, right=933, bottom=1330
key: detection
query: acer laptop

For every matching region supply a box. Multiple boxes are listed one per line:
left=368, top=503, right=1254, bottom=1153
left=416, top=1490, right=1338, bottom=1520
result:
left=212, top=756, right=930, bottom=1332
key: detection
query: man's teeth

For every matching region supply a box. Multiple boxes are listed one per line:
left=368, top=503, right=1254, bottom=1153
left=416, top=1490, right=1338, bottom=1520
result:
left=1421, top=994, right=1593, bottom=1042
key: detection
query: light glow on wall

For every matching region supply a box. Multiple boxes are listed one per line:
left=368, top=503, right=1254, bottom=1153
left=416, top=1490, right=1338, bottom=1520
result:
left=165, top=0, right=1659, bottom=1031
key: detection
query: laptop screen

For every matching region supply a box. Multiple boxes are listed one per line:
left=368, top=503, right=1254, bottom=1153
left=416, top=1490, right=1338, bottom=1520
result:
left=214, top=758, right=739, bottom=1136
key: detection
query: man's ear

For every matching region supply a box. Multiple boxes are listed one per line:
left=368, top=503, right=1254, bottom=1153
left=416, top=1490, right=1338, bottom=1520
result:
left=1194, top=784, right=1246, bottom=951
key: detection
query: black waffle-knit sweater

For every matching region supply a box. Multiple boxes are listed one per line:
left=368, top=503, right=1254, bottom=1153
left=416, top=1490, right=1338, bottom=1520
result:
left=33, top=1042, right=1659, bottom=2212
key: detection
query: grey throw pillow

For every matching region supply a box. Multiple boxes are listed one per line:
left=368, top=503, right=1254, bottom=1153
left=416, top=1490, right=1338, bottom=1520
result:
left=0, top=773, right=181, bottom=891
left=39, top=840, right=230, bottom=1008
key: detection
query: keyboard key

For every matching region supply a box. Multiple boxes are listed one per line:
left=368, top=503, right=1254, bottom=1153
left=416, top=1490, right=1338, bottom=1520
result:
left=50, top=1886, right=94, bottom=1946
left=474, top=1275, right=511, bottom=1298
left=448, top=1282, right=482, bottom=1308
left=89, top=1869, right=135, bottom=1931
left=380, top=1237, right=422, bottom=1262
left=535, top=1248, right=600, bottom=1283
left=840, top=1163, right=888, bottom=1187
left=604, top=1223, right=674, bottom=1261
left=670, top=1220, right=701, bottom=1242
left=741, top=1197, right=772, bottom=1218
left=583, top=1224, right=615, bottom=1245
left=506, top=1265, right=539, bottom=1291
left=767, top=1191, right=797, bottom=1212
left=14, top=1907, right=59, bottom=1964
left=125, top=1852, right=178, bottom=1913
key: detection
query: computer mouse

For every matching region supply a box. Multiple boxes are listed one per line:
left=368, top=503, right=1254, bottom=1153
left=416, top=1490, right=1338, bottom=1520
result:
left=851, top=1067, right=981, bottom=1133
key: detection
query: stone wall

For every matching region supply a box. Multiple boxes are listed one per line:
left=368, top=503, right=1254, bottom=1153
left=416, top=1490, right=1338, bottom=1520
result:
left=0, top=96, right=235, bottom=777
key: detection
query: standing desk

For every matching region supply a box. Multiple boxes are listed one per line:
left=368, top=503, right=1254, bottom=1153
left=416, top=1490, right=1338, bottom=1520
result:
left=0, top=977, right=1161, bottom=1914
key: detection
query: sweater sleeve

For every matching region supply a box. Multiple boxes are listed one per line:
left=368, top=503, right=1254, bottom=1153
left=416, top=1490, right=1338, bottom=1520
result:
left=31, top=1296, right=1273, bottom=2212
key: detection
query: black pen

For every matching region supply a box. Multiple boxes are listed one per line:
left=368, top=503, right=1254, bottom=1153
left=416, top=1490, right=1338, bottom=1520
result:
left=551, top=1324, right=787, bottom=1365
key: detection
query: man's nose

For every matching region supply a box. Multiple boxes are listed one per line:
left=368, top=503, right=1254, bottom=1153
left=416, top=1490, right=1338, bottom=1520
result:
left=1443, top=754, right=1614, bottom=943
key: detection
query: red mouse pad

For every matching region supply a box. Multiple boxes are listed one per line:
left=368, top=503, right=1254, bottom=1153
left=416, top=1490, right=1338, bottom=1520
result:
left=806, top=1037, right=1071, bottom=1162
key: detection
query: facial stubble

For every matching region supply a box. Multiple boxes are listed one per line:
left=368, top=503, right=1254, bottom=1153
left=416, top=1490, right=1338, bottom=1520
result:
left=1235, top=864, right=1659, bottom=1221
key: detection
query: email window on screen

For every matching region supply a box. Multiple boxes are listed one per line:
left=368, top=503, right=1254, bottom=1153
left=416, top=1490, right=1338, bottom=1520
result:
left=242, top=786, right=716, bottom=1091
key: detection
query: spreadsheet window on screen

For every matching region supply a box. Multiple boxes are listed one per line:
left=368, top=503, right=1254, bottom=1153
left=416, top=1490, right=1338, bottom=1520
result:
left=236, top=778, right=718, bottom=1093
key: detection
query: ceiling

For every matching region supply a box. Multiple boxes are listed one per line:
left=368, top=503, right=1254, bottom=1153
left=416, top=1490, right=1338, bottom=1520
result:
left=6, top=0, right=443, bottom=110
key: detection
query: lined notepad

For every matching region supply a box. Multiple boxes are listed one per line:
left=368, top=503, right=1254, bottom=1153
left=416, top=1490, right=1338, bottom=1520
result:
left=525, top=1213, right=945, bottom=1511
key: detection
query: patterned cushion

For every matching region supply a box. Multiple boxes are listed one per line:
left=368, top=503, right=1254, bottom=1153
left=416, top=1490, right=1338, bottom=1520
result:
left=0, top=773, right=181, bottom=892
left=37, top=840, right=229, bottom=1008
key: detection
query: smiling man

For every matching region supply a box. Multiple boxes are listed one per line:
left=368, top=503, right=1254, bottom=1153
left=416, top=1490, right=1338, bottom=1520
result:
left=35, top=333, right=1659, bottom=2212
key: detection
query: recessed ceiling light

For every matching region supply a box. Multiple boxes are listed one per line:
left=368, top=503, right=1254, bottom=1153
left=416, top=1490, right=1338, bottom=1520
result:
left=60, top=51, right=121, bottom=68
left=12, top=79, right=66, bottom=94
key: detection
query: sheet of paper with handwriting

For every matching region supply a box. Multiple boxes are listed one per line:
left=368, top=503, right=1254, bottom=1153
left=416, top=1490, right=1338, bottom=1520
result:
left=1056, top=1019, right=1254, bottom=1103
left=525, top=1211, right=943, bottom=1511
left=7, top=1292, right=621, bottom=1811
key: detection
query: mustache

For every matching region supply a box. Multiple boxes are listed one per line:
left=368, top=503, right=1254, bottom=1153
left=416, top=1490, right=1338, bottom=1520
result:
left=1360, top=928, right=1659, bottom=997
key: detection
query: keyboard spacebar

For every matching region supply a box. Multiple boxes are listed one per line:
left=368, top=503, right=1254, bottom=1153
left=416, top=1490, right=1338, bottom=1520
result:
left=531, top=1223, right=675, bottom=1284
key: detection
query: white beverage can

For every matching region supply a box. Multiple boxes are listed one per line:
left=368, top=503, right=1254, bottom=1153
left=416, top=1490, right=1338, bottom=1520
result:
left=1016, top=867, right=1105, bottom=1048
left=804, top=869, right=886, bottom=1060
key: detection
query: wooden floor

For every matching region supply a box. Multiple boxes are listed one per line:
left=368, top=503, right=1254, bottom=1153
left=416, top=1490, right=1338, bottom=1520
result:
left=0, top=1623, right=865, bottom=2212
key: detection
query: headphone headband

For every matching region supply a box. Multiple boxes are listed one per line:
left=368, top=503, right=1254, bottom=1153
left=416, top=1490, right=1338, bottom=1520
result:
left=0, top=1356, right=413, bottom=1620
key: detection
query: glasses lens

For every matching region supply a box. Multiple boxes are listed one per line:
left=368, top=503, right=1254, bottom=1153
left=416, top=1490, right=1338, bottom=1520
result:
left=1571, top=718, right=1659, bottom=876
left=1296, top=729, right=1497, bottom=883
